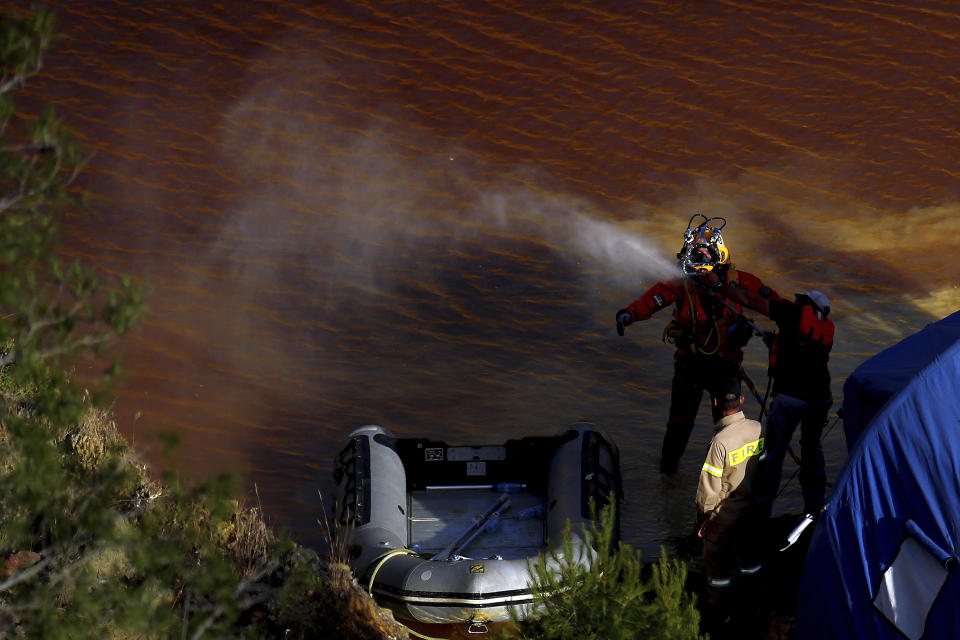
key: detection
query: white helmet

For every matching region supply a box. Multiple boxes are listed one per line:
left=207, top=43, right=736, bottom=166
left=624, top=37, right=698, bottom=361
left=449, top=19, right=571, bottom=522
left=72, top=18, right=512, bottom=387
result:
left=803, top=290, right=830, bottom=315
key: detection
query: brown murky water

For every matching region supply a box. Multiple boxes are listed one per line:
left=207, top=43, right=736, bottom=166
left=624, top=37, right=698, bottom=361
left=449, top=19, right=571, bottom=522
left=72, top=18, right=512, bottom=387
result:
left=24, top=0, right=960, bottom=577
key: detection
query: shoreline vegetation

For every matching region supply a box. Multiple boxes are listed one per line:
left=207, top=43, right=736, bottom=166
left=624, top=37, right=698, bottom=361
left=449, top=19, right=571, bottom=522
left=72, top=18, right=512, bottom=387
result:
left=0, top=388, right=412, bottom=639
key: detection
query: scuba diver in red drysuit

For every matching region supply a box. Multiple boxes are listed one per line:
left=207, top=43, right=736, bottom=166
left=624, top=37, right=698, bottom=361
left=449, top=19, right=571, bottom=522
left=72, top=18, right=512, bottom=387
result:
left=616, top=216, right=780, bottom=474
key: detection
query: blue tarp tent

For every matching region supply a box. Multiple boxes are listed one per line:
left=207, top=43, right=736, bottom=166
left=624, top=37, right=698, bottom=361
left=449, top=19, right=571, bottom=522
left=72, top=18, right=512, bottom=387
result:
left=840, top=310, right=960, bottom=452
left=797, top=310, right=960, bottom=640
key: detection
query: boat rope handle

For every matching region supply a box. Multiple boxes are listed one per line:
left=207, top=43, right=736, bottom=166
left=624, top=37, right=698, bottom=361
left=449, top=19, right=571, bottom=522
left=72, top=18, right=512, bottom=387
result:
left=367, top=548, right=419, bottom=596
left=365, top=548, right=452, bottom=640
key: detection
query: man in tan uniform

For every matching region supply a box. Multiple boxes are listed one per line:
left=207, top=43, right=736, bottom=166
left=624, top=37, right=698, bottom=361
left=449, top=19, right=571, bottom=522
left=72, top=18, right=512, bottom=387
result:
left=696, top=377, right=765, bottom=618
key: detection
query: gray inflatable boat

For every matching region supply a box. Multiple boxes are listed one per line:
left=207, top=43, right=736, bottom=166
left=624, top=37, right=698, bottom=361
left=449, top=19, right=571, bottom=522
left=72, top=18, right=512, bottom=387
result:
left=332, top=422, right=621, bottom=626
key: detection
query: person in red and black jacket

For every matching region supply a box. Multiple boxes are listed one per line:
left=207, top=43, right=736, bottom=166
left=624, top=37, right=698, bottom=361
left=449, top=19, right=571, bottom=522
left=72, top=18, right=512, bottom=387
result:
left=709, top=278, right=835, bottom=517
left=616, top=223, right=780, bottom=475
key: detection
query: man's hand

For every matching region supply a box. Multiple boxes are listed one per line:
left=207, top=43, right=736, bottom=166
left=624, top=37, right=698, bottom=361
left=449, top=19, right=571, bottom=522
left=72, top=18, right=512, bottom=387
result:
left=616, top=310, right=633, bottom=336
left=694, top=512, right=708, bottom=538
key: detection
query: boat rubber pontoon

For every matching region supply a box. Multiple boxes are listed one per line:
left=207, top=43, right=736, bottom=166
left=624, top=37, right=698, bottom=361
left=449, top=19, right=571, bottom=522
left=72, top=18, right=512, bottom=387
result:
left=332, top=422, right=621, bottom=625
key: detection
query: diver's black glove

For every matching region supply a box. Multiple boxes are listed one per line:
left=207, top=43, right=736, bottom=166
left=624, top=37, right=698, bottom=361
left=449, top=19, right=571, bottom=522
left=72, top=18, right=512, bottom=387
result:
left=616, top=310, right=633, bottom=336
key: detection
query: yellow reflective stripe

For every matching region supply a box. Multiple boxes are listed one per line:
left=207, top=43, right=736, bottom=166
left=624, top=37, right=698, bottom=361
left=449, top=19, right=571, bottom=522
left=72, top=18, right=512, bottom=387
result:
left=728, top=437, right=765, bottom=466
left=702, top=462, right=723, bottom=478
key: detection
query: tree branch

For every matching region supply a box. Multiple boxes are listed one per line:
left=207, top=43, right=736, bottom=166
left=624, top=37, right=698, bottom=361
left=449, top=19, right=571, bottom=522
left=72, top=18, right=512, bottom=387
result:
left=0, top=557, right=50, bottom=593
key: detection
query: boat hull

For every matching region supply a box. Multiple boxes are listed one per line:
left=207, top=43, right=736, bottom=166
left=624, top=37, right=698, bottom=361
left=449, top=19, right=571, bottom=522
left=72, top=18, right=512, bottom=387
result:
left=332, top=422, right=621, bottom=624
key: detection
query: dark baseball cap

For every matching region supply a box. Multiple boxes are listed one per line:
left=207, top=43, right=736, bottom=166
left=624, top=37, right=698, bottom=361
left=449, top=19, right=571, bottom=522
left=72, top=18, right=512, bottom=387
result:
left=723, top=377, right=742, bottom=401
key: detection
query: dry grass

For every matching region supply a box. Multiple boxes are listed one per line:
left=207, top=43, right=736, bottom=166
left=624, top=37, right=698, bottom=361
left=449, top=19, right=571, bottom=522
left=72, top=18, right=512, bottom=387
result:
left=310, top=491, right=410, bottom=639
left=217, top=500, right=274, bottom=576
left=58, top=400, right=162, bottom=513
left=60, top=403, right=127, bottom=470
left=0, top=416, right=16, bottom=477
left=318, top=490, right=357, bottom=568
left=315, top=561, right=410, bottom=640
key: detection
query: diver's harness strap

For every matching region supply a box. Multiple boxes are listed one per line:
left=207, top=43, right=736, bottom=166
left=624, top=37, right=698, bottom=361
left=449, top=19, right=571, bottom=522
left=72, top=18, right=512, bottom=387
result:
left=670, top=269, right=762, bottom=357
left=687, top=275, right=779, bottom=418
left=661, top=278, right=721, bottom=355
left=683, top=277, right=720, bottom=355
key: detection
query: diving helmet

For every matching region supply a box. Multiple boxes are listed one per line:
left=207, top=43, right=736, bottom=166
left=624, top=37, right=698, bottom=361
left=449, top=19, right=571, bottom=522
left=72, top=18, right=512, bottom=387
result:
left=678, top=214, right=729, bottom=276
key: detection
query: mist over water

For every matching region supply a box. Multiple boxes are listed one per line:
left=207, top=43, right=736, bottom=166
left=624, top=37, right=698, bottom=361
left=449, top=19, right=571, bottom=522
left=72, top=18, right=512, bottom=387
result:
left=28, top=0, right=960, bottom=555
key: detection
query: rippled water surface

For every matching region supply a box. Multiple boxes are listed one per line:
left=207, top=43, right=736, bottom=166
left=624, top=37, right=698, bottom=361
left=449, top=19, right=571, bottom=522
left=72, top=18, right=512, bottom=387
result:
left=26, top=1, right=960, bottom=555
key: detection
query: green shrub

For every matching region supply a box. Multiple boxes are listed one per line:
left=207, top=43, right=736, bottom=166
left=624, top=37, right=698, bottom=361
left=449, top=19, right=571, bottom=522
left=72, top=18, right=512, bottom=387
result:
left=507, top=504, right=706, bottom=640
